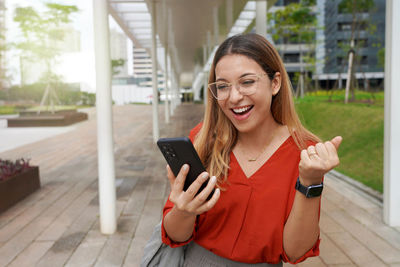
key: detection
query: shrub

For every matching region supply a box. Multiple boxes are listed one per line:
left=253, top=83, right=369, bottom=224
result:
left=0, top=158, right=32, bottom=181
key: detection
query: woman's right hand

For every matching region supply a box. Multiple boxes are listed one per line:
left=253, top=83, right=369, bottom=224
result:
left=167, top=164, right=220, bottom=217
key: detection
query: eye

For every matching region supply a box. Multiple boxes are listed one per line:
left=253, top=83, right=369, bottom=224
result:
left=216, top=83, right=230, bottom=90
left=240, top=79, right=256, bottom=87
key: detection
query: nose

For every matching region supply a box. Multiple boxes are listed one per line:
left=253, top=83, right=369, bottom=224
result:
left=228, top=84, right=244, bottom=103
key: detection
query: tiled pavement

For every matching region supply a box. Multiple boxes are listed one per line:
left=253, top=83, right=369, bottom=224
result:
left=0, top=103, right=399, bottom=267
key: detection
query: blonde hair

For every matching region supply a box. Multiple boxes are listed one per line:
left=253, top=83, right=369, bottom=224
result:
left=194, top=33, right=319, bottom=185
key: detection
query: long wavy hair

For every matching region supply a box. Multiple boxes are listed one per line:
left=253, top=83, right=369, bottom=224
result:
left=193, top=33, right=319, bottom=185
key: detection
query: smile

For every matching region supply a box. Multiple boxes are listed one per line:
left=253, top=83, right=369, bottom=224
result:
left=231, top=105, right=253, bottom=115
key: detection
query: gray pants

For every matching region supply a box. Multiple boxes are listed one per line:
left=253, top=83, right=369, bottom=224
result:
left=183, top=242, right=283, bottom=267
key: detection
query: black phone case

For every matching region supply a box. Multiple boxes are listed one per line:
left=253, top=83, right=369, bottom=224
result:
left=157, top=137, right=214, bottom=199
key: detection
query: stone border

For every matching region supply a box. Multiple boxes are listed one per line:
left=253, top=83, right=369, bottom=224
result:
left=329, top=169, right=383, bottom=205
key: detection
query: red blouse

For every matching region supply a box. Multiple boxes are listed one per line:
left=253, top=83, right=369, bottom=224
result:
left=161, top=124, right=320, bottom=264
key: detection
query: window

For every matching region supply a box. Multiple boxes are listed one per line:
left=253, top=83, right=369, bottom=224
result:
left=360, top=56, right=368, bottom=65
left=337, top=22, right=368, bottom=31
left=283, top=53, right=300, bottom=63
left=284, top=0, right=300, bottom=4
left=337, top=57, right=344, bottom=66
left=338, top=22, right=352, bottom=31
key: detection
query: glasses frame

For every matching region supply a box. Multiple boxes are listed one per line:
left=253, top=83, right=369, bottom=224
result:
left=208, top=73, right=268, bottom=101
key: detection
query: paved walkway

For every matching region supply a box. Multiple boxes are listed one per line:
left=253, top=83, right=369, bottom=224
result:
left=0, top=103, right=399, bottom=267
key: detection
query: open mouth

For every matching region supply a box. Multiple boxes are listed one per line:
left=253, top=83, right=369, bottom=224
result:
left=231, top=105, right=254, bottom=116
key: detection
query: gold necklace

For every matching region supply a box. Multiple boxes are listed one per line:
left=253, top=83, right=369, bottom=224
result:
left=238, top=141, right=270, bottom=162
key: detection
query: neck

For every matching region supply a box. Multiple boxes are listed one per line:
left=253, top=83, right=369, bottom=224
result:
left=237, top=116, right=281, bottom=149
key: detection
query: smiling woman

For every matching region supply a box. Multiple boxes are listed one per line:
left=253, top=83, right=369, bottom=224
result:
left=159, top=33, right=342, bottom=266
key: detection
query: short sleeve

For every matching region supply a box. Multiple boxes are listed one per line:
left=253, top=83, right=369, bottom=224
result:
left=161, top=198, right=199, bottom=247
left=188, top=122, right=203, bottom=142
left=281, top=238, right=320, bottom=264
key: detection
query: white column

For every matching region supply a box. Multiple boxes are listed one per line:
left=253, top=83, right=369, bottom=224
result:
left=256, top=0, right=267, bottom=37
left=384, top=0, right=400, bottom=227
left=163, top=0, right=170, bottom=124
left=226, top=0, right=233, bottom=32
left=175, top=73, right=181, bottom=107
left=92, top=0, right=116, bottom=235
left=151, top=0, right=160, bottom=142
left=170, top=68, right=175, bottom=116
left=213, top=7, right=219, bottom=46
left=164, top=48, right=170, bottom=124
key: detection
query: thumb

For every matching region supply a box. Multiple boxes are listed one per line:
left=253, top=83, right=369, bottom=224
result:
left=330, top=136, right=342, bottom=150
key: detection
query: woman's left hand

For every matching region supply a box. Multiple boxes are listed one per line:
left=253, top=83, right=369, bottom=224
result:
left=298, top=136, right=342, bottom=186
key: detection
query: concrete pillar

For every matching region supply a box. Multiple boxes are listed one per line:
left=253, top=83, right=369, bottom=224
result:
left=384, top=0, right=400, bottom=227
left=164, top=47, right=170, bottom=124
left=226, top=0, right=233, bottom=33
left=213, top=7, right=219, bottom=46
left=163, top=0, right=170, bottom=124
left=151, top=0, right=160, bottom=142
left=256, top=0, right=267, bottom=37
left=92, top=0, right=116, bottom=235
left=170, top=68, right=175, bottom=116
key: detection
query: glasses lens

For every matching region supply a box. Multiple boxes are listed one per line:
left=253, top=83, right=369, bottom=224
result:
left=238, top=75, right=259, bottom=96
left=209, top=82, right=230, bottom=100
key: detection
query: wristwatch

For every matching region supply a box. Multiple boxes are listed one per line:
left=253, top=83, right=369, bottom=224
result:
left=295, top=177, right=323, bottom=198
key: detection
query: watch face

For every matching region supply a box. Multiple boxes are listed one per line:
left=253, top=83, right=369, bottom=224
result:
left=307, top=186, right=323, bottom=198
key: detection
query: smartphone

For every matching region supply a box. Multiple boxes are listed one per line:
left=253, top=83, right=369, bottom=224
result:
left=157, top=137, right=214, bottom=200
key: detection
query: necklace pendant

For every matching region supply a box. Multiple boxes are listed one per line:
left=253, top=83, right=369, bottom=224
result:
left=248, top=158, right=257, bottom=162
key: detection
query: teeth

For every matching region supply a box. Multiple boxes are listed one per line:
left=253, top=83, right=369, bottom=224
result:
left=233, top=106, right=251, bottom=113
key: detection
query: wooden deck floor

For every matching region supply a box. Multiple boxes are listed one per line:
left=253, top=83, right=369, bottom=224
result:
left=0, top=103, right=399, bottom=267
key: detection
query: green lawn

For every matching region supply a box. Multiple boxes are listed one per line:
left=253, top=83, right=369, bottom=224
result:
left=0, top=105, right=93, bottom=115
left=295, top=90, right=384, bottom=192
left=0, top=106, right=18, bottom=115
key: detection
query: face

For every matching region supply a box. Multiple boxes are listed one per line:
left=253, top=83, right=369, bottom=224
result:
left=214, top=54, right=281, bottom=134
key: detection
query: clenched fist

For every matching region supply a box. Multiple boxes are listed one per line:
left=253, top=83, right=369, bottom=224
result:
left=299, top=136, right=342, bottom=186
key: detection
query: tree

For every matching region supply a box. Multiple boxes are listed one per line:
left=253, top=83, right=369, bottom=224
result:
left=268, top=0, right=317, bottom=98
left=13, top=3, right=78, bottom=112
left=338, top=0, right=374, bottom=104
left=0, top=4, right=9, bottom=89
left=111, top=58, right=126, bottom=77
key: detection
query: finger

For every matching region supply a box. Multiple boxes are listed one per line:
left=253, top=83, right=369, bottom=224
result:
left=166, top=165, right=176, bottom=188
left=315, top=142, right=329, bottom=159
left=197, top=188, right=221, bottom=214
left=300, top=149, right=311, bottom=164
left=173, top=164, right=189, bottom=194
left=325, top=141, right=338, bottom=156
left=307, top=145, right=318, bottom=158
left=325, top=141, right=340, bottom=166
left=330, top=136, right=343, bottom=150
left=184, top=172, right=209, bottom=200
left=193, top=176, right=217, bottom=205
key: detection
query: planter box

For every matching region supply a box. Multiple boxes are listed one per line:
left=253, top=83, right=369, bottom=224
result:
left=7, top=111, right=88, bottom=127
left=0, top=166, right=41, bottom=213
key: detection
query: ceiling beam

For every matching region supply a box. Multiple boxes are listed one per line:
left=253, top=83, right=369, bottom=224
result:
left=108, top=3, right=146, bottom=50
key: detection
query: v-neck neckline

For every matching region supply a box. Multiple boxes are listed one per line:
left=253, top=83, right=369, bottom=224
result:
left=231, top=135, right=292, bottom=179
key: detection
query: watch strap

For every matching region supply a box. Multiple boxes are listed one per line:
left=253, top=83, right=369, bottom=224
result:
left=295, top=177, right=324, bottom=198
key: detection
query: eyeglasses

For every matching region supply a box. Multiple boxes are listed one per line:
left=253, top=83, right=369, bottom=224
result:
left=208, top=73, right=268, bottom=100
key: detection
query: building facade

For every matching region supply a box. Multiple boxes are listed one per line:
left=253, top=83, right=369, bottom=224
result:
left=131, top=46, right=164, bottom=89
left=321, top=0, right=385, bottom=89
left=270, top=0, right=385, bottom=90
left=269, top=0, right=317, bottom=88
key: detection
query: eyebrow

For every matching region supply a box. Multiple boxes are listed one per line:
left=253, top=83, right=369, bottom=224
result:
left=215, top=72, right=256, bottom=82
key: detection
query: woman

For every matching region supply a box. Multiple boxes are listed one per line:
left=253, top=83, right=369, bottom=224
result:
left=162, top=33, right=341, bottom=266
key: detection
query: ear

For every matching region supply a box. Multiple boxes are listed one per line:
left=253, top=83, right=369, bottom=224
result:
left=271, top=72, right=281, bottom=96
